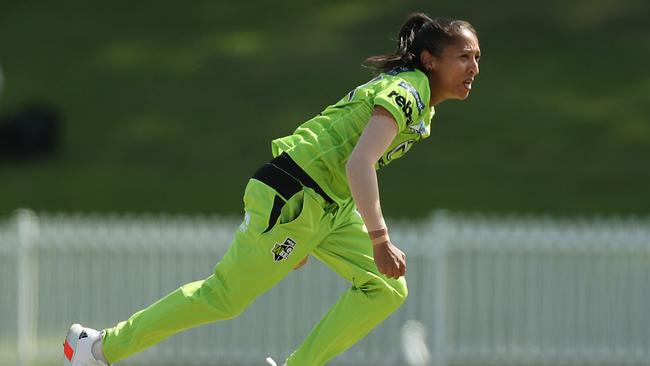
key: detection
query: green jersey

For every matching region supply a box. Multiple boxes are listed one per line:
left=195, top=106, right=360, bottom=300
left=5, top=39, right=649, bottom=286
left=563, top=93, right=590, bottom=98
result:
left=271, top=67, right=435, bottom=205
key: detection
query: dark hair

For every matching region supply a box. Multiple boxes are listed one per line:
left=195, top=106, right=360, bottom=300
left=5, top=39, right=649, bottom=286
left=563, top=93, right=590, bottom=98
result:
left=364, top=13, right=477, bottom=73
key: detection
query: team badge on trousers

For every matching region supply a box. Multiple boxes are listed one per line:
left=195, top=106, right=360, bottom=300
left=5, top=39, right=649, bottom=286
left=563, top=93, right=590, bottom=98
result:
left=271, top=237, right=296, bottom=262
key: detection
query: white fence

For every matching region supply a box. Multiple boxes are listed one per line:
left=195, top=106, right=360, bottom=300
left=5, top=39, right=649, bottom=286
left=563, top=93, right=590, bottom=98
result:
left=1, top=210, right=649, bottom=366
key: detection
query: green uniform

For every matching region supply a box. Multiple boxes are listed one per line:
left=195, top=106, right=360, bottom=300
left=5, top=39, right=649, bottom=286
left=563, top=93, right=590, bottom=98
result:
left=272, top=67, right=434, bottom=205
left=102, top=68, right=434, bottom=365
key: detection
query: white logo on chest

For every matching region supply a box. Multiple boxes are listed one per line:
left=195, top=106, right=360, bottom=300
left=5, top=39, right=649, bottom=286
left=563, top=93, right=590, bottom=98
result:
left=408, top=120, right=429, bottom=136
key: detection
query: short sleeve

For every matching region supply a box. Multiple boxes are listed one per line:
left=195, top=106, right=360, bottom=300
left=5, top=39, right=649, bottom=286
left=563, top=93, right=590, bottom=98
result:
left=373, top=79, right=425, bottom=132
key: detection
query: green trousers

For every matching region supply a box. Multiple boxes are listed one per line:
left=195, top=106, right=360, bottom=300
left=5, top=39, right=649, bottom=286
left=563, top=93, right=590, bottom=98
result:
left=103, top=179, right=408, bottom=366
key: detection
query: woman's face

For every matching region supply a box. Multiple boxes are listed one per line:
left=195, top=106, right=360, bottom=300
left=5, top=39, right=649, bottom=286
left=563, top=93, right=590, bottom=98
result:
left=428, top=28, right=481, bottom=104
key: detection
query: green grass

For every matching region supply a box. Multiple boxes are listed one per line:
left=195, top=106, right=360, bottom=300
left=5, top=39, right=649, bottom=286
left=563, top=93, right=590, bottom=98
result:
left=1, top=0, right=649, bottom=217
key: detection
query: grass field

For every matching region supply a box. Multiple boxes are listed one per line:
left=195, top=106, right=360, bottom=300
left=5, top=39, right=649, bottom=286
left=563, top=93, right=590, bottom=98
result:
left=1, top=0, right=649, bottom=217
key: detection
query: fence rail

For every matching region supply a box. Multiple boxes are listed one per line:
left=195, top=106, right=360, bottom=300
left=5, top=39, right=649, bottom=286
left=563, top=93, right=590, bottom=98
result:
left=1, top=210, right=649, bottom=366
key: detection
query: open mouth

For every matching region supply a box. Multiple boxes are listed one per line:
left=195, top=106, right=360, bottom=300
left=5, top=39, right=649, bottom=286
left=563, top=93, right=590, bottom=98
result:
left=463, top=79, right=473, bottom=90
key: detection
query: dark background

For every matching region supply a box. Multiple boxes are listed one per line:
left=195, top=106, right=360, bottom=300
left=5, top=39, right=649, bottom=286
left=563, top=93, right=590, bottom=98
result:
left=1, top=0, right=649, bottom=217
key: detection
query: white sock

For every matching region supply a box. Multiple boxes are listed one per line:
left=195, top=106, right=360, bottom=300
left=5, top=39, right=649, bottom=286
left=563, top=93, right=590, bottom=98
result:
left=91, top=332, right=110, bottom=365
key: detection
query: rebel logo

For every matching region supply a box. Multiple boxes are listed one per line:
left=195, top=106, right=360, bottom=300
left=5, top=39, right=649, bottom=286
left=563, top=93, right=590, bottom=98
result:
left=388, top=91, right=413, bottom=125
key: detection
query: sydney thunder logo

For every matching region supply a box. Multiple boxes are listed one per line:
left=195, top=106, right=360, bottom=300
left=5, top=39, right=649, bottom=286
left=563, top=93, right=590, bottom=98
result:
left=271, top=237, right=297, bottom=262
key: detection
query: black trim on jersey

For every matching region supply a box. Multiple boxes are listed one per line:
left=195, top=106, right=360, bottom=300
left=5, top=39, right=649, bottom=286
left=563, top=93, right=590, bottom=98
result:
left=253, top=152, right=334, bottom=233
left=253, top=162, right=300, bottom=201
left=270, top=153, right=334, bottom=205
left=264, top=195, right=285, bottom=233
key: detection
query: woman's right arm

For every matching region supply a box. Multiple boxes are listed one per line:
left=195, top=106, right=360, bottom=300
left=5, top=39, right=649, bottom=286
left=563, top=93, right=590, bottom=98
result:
left=346, top=106, right=406, bottom=279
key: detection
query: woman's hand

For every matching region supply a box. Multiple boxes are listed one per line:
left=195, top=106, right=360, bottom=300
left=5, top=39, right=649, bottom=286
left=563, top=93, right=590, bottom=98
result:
left=373, top=240, right=406, bottom=279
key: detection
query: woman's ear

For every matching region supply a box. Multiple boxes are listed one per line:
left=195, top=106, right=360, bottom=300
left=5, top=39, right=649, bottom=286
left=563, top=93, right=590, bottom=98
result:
left=420, top=50, right=436, bottom=72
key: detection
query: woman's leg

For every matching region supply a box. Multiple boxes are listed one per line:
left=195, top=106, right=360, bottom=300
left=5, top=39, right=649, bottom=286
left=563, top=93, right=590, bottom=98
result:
left=102, top=181, right=328, bottom=363
left=286, top=206, right=408, bottom=366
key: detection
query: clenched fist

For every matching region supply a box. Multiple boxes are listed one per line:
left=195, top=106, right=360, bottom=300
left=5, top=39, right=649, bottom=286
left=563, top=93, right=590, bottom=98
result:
left=373, top=241, right=406, bottom=279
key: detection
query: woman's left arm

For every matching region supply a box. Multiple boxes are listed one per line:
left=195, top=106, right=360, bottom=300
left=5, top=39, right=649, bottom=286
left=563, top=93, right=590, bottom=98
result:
left=346, top=106, right=406, bottom=279
left=346, top=107, right=397, bottom=232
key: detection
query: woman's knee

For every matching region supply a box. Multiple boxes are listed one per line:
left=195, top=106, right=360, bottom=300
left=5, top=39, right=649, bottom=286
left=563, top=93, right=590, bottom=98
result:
left=190, top=275, right=250, bottom=320
left=391, top=277, right=408, bottom=301
left=387, top=277, right=408, bottom=307
left=360, top=276, right=408, bottom=308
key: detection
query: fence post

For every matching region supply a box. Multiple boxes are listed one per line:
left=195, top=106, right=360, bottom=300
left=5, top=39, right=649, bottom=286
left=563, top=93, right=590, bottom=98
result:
left=432, top=211, right=450, bottom=366
left=16, top=209, right=39, bottom=366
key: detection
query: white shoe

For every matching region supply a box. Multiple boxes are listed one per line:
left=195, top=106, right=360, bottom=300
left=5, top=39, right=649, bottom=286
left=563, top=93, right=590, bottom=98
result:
left=265, top=357, right=287, bottom=366
left=63, top=324, right=109, bottom=366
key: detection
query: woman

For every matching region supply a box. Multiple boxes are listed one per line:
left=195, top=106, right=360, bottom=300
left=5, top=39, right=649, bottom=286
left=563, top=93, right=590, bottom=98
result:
left=63, top=12, right=480, bottom=366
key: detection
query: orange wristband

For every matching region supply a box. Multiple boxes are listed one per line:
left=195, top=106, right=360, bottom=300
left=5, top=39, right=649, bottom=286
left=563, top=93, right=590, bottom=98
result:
left=369, top=228, right=389, bottom=246
left=369, top=228, right=387, bottom=239
left=373, top=240, right=389, bottom=246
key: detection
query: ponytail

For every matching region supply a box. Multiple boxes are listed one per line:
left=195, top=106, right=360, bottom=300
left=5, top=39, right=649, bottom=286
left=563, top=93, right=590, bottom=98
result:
left=395, top=13, right=432, bottom=69
left=364, top=13, right=477, bottom=74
